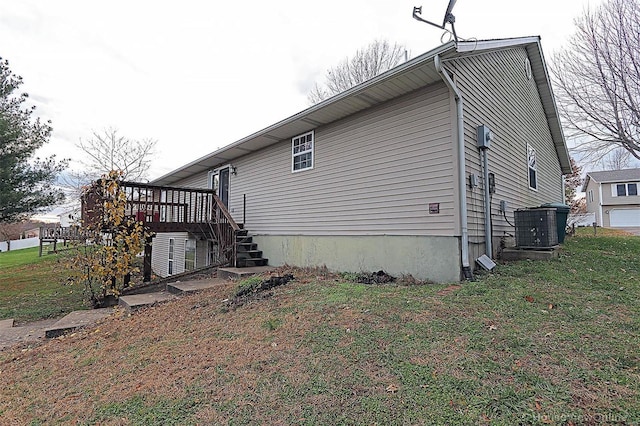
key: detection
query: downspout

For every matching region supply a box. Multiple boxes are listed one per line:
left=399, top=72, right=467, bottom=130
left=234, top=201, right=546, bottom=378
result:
left=434, top=54, right=473, bottom=280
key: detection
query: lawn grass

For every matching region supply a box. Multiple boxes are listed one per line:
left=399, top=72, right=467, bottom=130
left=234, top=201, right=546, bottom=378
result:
left=0, top=246, right=86, bottom=323
left=0, top=228, right=638, bottom=424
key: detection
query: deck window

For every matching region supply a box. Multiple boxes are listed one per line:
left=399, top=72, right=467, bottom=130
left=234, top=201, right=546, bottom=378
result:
left=613, top=182, right=638, bottom=197
left=527, top=144, right=537, bottom=190
left=184, top=238, right=196, bottom=271
left=292, top=131, right=314, bottom=172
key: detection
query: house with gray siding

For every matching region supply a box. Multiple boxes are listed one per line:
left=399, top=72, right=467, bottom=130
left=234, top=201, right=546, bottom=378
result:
left=582, top=168, right=640, bottom=227
left=127, top=36, right=571, bottom=283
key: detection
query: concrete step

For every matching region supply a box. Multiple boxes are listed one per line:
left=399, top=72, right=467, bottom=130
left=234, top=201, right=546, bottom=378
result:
left=167, top=278, right=228, bottom=295
left=44, top=308, right=113, bottom=338
left=236, top=235, right=252, bottom=244
left=0, top=318, right=59, bottom=350
left=0, top=318, right=15, bottom=329
left=118, top=291, right=176, bottom=312
left=236, top=229, right=248, bottom=236
left=218, top=266, right=274, bottom=280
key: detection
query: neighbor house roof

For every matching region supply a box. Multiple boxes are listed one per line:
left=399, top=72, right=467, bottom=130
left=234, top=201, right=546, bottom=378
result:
left=152, top=36, right=571, bottom=186
left=582, top=168, right=640, bottom=191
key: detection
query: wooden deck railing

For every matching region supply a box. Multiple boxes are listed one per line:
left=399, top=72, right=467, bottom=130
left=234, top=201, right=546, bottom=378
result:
left=81, top=180, right=240, bottom=266
left=213, top=194, right=241, bottom=267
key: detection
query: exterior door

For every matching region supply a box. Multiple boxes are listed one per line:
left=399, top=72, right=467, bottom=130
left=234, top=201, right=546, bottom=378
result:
left=211, top=167, right=231, bottom=208
left=218, top=167, right=230, bottom=207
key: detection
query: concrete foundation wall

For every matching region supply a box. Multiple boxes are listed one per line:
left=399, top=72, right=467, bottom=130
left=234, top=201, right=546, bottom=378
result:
left=253, top=234, right=461, bottom=283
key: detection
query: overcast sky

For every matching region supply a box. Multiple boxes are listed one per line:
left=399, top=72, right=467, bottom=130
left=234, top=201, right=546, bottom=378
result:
left=2, top=0, right=603, bottom=182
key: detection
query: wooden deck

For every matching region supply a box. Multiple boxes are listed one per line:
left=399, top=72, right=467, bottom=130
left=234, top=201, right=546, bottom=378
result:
left=81, top=180, right=241, bottom=279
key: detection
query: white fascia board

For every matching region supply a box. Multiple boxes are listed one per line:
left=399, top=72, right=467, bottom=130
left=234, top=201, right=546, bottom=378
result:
left=456, top=36, right=541, bottom=53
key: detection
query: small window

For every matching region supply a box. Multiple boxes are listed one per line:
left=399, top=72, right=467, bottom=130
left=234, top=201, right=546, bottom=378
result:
left=168, top=238, right=175, bottom=275
left=527, top=144, right=537, bottom=190
left=613, top=182, right=639, bottom=197
left=588, top=190, right=594, bottom=203
left=292, top=131, right=314, bottom=172
left=184, top=239, right=196, bottom=271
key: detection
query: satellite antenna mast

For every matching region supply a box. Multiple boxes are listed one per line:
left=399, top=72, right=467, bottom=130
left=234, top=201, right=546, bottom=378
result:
left=412, top=0, right=459, bottom=43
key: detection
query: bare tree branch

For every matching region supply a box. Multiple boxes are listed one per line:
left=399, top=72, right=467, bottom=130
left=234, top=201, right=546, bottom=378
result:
left=551, top=0, right=640, bottom=164
left=601, top=147, right=632, bottom=170
left=308, top=40, right=407, bottom=104
left=76, top=127, right=157, bottom=182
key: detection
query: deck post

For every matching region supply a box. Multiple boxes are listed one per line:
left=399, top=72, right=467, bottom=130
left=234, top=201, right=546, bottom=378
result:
left=143, top=236, right=153, bottom=282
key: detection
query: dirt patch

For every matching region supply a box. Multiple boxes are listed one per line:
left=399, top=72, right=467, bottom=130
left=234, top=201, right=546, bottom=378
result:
left=436, top=284, right=461, bottom=296
left=355, top=270, right=395, bottom=284
left=226, top=274, right=295, bottom=309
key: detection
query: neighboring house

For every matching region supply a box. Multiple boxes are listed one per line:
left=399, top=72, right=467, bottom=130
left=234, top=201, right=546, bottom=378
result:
left=89, top=36, right=571, bottom=283
left=58, top=208, right=80, bottom=228
left=582, top=168, right=640, bottom=227
left=22, top=227, right=40, bottom=238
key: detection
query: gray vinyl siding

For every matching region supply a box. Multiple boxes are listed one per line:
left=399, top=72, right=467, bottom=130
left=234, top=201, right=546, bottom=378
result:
left=151, top=232, right=188, bottom=278
left=227, top=82, right=456, bottom=236
left=601, top=182, right=640, bottom=205
left=173, top=172, right=210, bottom=189
left=451, top=47, right=563, bottom=240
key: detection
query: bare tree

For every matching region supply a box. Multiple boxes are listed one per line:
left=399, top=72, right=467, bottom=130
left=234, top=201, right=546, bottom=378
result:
left=308, top=40, right=407, bottom=104
left=601, top=148, right=632, bottom=170
left=552, top=0, right=640, bottom=163
left=76, top=127, right=157, bottom=182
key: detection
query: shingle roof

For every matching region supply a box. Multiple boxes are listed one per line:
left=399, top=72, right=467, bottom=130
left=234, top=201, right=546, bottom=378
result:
left=582, top=168, right=640, bottom=191
left=587, top=168, right=640, bottom=182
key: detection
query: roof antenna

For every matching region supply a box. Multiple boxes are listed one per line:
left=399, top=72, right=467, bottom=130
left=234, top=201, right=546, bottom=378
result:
left=412, top=0, right=459, bottom=43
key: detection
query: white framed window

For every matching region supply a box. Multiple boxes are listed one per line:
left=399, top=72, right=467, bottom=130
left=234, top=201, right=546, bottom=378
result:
left=527, top=144, right=537, bottom=190
left=588, top=189, right=594, bottom=203
left=612, top=182, right=638, bottom=197
left=292, top=131, right=314, bottom=172
left=168, top=238, right=175, bottom=275
left=184, top=238, right=196, bottom=271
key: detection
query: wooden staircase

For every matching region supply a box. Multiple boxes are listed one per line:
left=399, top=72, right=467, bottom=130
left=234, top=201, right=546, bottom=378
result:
left=235, top=229, right=268, bottom=267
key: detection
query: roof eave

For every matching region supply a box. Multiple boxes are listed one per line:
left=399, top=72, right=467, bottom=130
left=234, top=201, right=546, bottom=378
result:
left=151, top=41, right=457, bottom=186
left=524, top=42, right=572, bottom=175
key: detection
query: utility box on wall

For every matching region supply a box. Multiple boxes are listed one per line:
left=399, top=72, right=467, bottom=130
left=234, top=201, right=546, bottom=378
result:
left=514, top=208, right=558, bottom=248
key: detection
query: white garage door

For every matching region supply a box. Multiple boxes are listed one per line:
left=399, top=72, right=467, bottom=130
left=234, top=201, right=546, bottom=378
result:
left=610, top=208, right=640, bottom=227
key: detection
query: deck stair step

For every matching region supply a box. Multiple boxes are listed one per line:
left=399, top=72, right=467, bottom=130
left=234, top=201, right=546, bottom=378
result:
left=118, top=291, right=176, bottom=312
left=237, top=242, right=258, bottom=252
left=167, top=278, right=228, bottom=295
left=236, top=257, right=268, bottom=267
left=237, top=249, right=263, bottom=259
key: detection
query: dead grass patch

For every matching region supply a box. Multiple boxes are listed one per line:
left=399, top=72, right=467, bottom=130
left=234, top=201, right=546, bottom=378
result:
left=1, top=232, right=639, bottom=424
